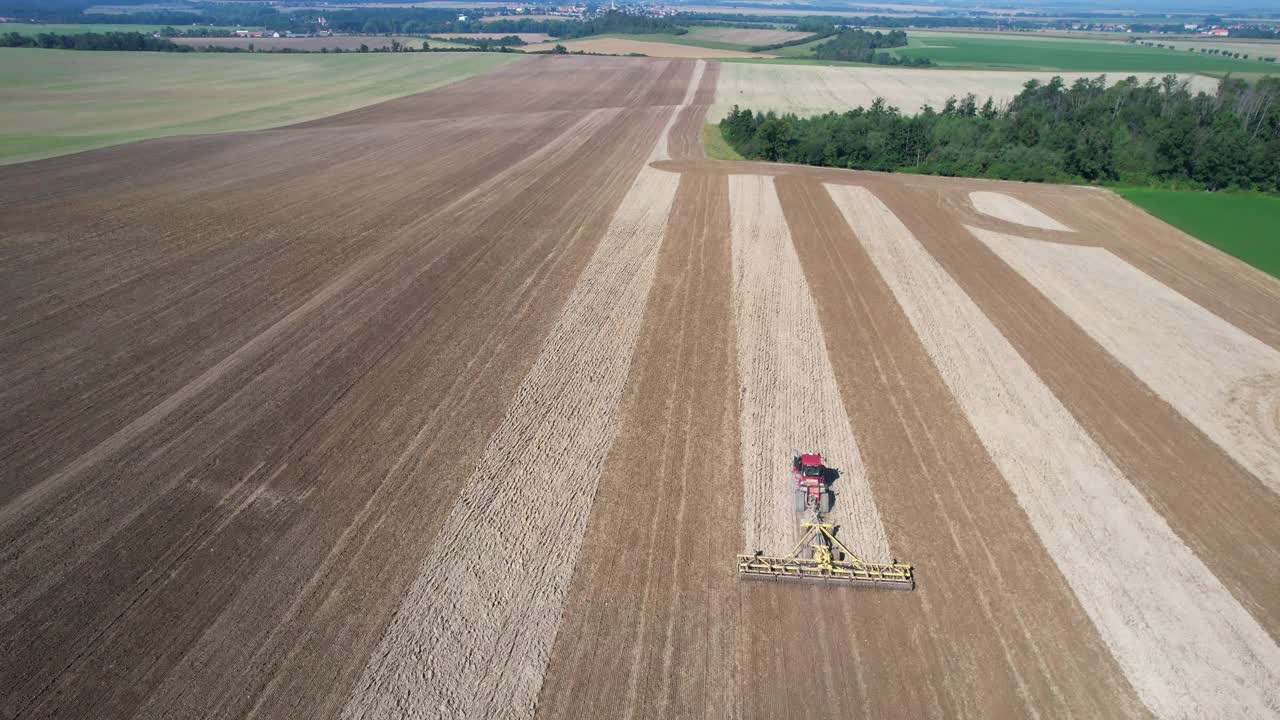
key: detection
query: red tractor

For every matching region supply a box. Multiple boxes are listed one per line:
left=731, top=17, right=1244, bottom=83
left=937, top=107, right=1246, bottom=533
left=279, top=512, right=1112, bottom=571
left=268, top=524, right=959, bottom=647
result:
left=792, top=451, right=834, bottom=516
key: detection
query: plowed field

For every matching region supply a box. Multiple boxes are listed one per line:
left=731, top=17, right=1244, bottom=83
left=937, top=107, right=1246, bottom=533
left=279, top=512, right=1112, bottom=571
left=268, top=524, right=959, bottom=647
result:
left=3, top=54, right=1279, bottom=720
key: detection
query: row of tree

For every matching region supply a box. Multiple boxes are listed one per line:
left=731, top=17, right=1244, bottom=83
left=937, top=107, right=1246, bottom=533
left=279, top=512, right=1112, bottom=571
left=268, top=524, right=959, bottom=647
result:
left=720, top=75, right=1280, bottom=192
left=1, top=30, right=189, bottom=51
left=811, top=28, right=932, bottom=66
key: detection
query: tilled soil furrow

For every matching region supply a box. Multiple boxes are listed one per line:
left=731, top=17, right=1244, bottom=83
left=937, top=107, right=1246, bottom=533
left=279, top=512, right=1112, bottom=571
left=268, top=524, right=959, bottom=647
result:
left=0, top=112, right=594, bottom=497
left=0, top=59, right=685, bottom=720
left=775, top=175, right=1146, bottom=719
left=874, top=180, right=1280, bottom=634
left=534, top=172, right=742, bottom=720
left=340, top=162, right=681, bottom=720
left=829, top=182, right=1280, bottom=720
left=727, top=174, right=891, bottom=562
left=0, top=108, right=622, bottom=620
left=970, top=226, right=1280, bottom=494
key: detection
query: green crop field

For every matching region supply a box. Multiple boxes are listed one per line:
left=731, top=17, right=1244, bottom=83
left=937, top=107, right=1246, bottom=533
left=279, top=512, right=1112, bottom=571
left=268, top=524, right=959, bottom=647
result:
left=0, top=48, right=519, bottom=165
left=1116, top=187, right=1280, bottom=278
left=892, top=33, right=1268, bottom=72
left=701, top=122, right=743, bottom=161
left=0, top=22, right=248, bottom=35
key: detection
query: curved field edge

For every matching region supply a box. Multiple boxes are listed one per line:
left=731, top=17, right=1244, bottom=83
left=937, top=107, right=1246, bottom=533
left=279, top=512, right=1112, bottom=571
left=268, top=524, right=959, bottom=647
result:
left=0, top=48, right=521, bottom=165
left=1113, top=187, right=1280, bottom=279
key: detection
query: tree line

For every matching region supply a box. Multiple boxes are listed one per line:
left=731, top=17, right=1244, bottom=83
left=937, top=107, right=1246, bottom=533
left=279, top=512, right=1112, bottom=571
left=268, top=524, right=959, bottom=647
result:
left=1, top=30, right=190, bottom=51
left=720, top=75, right=1280, bottom=192
left=811, top=28, right=932, bottom=66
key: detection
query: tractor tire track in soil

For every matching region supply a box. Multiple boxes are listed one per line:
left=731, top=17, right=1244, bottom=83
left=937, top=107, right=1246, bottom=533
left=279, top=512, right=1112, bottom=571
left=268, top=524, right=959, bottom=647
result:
left=728, top=174, right=891, bottom=562
left=828, top=182, right=1280, bottom=720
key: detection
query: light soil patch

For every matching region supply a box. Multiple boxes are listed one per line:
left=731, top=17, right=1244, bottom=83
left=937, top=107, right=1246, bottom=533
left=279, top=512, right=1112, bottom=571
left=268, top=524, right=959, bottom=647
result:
left=969, top=191, right=1072, bottom=231
left=695, top=28, right=812, bottom=45
left=711, top=63, right=1217, bottom=118
left=971, top=227, right=1280, bottom=493
left=828, top=182, right=1280, bottom=720
left=728, top=174, right=891, bottom=562
left=526, top=37, right=770, bottom=58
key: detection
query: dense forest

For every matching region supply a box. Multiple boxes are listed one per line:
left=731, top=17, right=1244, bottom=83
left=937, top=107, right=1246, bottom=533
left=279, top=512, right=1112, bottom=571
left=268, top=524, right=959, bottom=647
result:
left=811, top=28, right=933, bottom=66
left=720, top=75, right=1280, bottom=192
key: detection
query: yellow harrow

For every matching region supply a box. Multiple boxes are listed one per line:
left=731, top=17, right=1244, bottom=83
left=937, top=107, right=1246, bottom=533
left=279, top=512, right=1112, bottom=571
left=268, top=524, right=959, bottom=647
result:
left=736, top=521, right=914, bottom=590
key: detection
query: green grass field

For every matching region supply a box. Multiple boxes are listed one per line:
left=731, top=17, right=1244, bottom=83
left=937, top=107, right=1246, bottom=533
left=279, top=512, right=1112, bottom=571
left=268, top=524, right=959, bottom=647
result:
left=0, top=22, right=249, bottom=35
left=1116, top=187, right=1280, bottom=278
left=0, top=48, right=519, bottom=165
left=701, top=123, right=743, bottom=161
left=893, top=34, right=1268, bottom=72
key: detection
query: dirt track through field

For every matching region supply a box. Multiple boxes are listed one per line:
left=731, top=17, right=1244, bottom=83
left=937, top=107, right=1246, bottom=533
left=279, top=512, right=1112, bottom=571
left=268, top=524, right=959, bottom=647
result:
left=728, top=174, right=891, bottom=561
left=828, top=182, right=1280, bottom=719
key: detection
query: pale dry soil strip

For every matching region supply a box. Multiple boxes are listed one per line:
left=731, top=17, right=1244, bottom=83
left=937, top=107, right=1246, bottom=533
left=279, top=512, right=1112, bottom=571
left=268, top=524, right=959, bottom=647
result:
left=828, top=182, right=1280, bottom=720
left=728, top=174, right=891, bottom=562
left=970, top=226, right=1280, bottom=494
left=969, top=191, right=1073, bottom=232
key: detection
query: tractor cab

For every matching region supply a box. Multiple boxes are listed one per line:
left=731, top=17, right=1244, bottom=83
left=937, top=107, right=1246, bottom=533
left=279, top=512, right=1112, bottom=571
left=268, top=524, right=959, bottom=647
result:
left=792, top=452, right=826, bottom=479
left=791, top=451, right=834, bottom=515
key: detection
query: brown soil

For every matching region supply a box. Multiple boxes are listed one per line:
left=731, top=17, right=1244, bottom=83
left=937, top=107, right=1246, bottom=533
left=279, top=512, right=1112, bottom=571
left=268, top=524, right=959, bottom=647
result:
left=0, top=56, right=694, bottom=720
left=5, top=52, right=1280, bottom=720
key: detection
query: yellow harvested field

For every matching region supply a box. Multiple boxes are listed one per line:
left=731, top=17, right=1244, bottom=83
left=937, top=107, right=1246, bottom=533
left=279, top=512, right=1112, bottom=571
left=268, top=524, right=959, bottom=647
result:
left=712, top=64, right=1218, bottom=118
left=525, top=37, right=771, bottom=58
